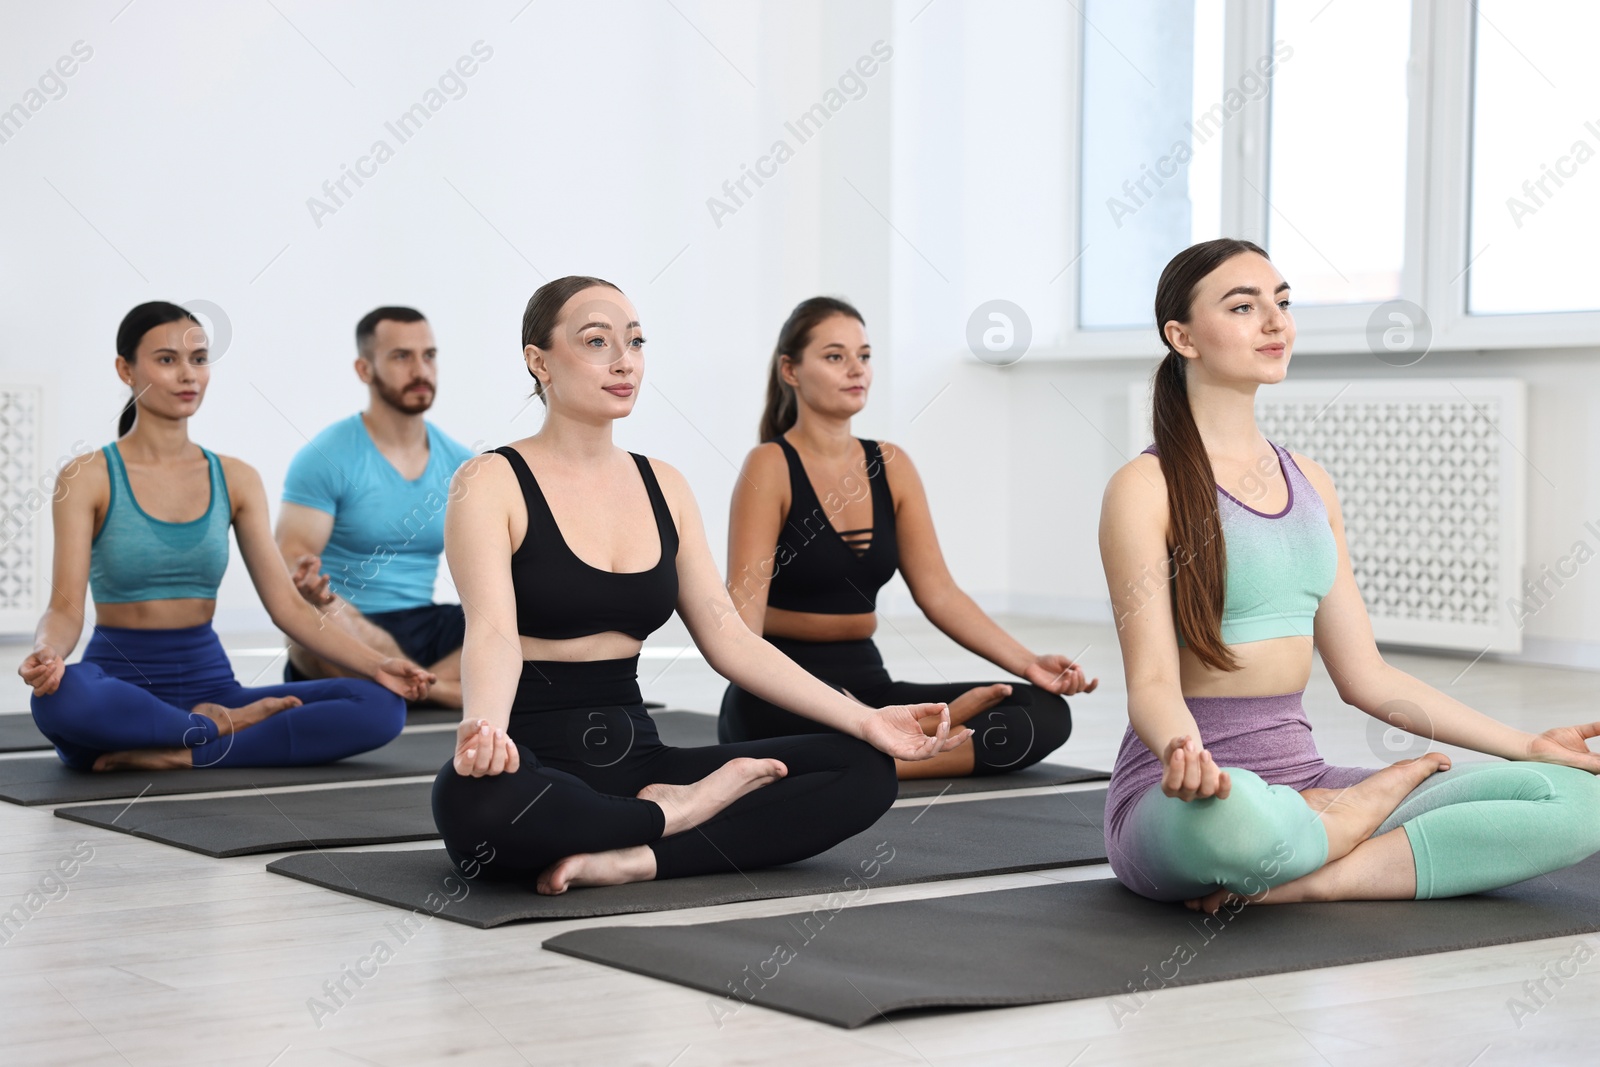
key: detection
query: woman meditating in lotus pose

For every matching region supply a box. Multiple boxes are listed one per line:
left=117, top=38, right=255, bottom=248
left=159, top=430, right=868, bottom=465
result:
left=717, top=296, right=1097, bottom=779
left=430, top=277, right=970, bottom=895
left=20, top=302, right=434, bottom=771
left=1100, top=238, right=1600, bottom=913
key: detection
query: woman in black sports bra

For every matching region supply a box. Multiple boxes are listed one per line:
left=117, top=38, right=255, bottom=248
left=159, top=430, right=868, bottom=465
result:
left=430, top=277, right=971, bottom=893
left=717, top=297, right=1098, bottom=779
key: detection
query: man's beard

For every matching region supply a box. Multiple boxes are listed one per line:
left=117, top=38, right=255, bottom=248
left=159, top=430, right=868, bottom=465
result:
left=375, top=377, right=434, bottom=413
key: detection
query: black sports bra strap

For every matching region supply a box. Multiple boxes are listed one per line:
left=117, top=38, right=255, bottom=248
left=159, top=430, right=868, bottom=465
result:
left=491, top=446, right=540, bottom=504
left=628, top=453, right=678, bottom=550
left=490, top=446, right=560, bottom=546
left=861, top=439, right=884, bottom=478
left=774, top=436, right=822, bottom=510
left=773, top=435, right=807, bottom=484
left=861, top=440, right=895, bottom=524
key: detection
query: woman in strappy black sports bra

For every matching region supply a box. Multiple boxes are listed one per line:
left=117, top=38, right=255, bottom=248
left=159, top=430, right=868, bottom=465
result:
left=717, top=297, right=1098, bottom=779
left=430, top=277, right=971, bottom=894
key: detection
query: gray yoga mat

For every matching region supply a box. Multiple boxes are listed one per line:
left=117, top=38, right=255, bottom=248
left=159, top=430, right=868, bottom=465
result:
left=0, top=711, right=464, bottom=749
left=2, top=703, right=484, bottom=739
left=58, top=743, right=1107, bottom=859
left=56, top=782, right=437, bottom=857
left=402, top=708, right=464, bottom=725
left=546, top=851, right=1600, bottom=1028
left=0, top=714, right=49, bottom=752
left=0, top=702, right=664, bottom=738
left=0, top=729, right=454, bottom=806
left=267, top=788, right=1111, bottom=926
left=650, top=711, right=1109, bottom=797
left=43, top=711, right=738, bottom=856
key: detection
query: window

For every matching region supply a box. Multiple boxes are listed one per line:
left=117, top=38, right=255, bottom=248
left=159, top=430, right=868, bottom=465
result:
left=1078, top=0, right=1226, bottom=330
left=1266, top=0, right=1411, bottom=306
left=1467, top=0, right=1600, bottom=316
left=1060, top=0, right=1600, bottom=358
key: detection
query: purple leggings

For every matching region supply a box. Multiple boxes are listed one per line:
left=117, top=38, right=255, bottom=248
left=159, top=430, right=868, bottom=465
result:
left=1104, top=691, right=1600, bottom=901
left=1105, top=691, right=1372, bottom=900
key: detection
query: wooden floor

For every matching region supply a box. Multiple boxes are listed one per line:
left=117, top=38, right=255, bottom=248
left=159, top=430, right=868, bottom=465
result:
left=2, top=616, right=1598, bottom=1066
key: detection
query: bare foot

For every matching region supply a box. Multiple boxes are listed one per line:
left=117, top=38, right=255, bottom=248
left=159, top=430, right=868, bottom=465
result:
left=637, top=757, right=787, bottom=836
left=192, top=695, right=301, bottom=737
left=1184, top=863, right=1331, bottom=914
left=92, top=748, right=194, bottom=772
left=415, top=678, right=463, bottom=709
left=1300, top=753, right=1451, bottom=863
left=1185, top=884, right=1253, bottom=915
left=537, top=845, right=657, bottom=895
left=920, top=683, right=1013, bottom=735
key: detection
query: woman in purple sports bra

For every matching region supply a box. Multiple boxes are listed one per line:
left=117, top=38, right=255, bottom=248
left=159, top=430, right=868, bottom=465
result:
left=1098, top=238, right=1600, bottom=913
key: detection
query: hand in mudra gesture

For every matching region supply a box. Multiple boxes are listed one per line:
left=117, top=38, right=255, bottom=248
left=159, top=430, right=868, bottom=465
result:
left=18, top=645, right=66, bottom=697
left=1161, top=734, right=1231, bottom=801
left=374, top=657, right=436, bottom=701
left=453, top=718, right=522, bottom=777
left=290, top=554, right=336, bottom=607
left=1524, top=721, right=1600, bottom=774
left=861, top=703, right=973, bottom=760
left=1023, top=653, right=1099, bottom=696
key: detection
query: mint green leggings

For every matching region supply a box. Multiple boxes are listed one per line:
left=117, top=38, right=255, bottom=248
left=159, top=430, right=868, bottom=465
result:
left=1115, top=762, right=1600, bottom=901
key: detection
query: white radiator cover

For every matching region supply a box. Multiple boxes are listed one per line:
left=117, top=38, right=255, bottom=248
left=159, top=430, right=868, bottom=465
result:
left=1127, top=379, right=1527, bottom=654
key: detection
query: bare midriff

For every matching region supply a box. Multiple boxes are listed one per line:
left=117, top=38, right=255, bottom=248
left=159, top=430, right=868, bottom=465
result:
left=94, top=598, right=216, bottom=630
left=517, top=632, right=646, bottom=662
left=762, top=605, right=878, bottom=643
left=1178, top=635, right=1315, bottom=698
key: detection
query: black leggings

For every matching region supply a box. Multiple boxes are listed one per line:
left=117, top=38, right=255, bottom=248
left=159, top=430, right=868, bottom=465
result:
left=431, top=657, right=896, bottom=882
left=719, top=636, right=1072, bottom=775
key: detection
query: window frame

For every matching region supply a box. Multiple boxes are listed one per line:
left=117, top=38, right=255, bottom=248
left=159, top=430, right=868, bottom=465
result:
left=1050, top=0, right=1600, bottom=361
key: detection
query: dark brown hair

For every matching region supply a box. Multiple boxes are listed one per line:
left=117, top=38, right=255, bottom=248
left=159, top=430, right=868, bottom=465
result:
left=1151, top=237, right=1269, bottom=672
left=115, top=301, right=199, bottom=436
left=760, top=296, right=865, bottom=442
left=520, top=275, right=623, bottom=405
left=356, top=306, right=426, bottom=357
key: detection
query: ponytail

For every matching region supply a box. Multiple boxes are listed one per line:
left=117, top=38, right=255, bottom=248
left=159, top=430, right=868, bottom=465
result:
left=1149, top=238, right=1268, bottom=672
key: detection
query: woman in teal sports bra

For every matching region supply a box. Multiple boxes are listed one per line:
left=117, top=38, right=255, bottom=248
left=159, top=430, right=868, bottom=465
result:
left=18, top=302, right=435, bottom=771
left=1100, top=238, right=1600, bottom=911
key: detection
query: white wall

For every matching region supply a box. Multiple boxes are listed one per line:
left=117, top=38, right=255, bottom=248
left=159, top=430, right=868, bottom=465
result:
left=0, top=0, right=903, bottom=632
left=4, top=1, right=1597, bottom=672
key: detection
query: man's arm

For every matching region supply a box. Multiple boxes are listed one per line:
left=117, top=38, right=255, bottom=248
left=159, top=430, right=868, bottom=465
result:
left=275, top=501, right=338, bottom=606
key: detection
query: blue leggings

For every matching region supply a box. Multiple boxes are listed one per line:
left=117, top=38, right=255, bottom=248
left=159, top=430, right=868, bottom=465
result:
left=31, top=622, right=405, bottom=770
left=1112, top=762, right=1600, bottom=901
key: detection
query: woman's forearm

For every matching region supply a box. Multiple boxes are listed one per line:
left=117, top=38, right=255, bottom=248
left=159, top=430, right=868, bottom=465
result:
left=730, top=587, right=766, bottom=639
left=1353, top=664, right=1534, bottom=760
left=708, top=628, right=873, bottom=738
left=1127, top=685, right=1202, bottom=759
left=272, top=598, right=387, bottom=677
left=33, top=609, right=82, bottom=659
left=457, top=635, right=521, bottom=730
left=918, top=586, right=1033, bottom=676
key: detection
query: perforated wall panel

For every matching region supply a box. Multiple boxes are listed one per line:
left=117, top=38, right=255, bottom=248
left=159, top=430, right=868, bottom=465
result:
left=0, top=386, right=45, bottom=628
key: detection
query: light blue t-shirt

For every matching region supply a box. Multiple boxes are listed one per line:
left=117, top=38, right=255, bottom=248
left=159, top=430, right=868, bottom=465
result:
left=282, top=415, right=476, bottom=613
